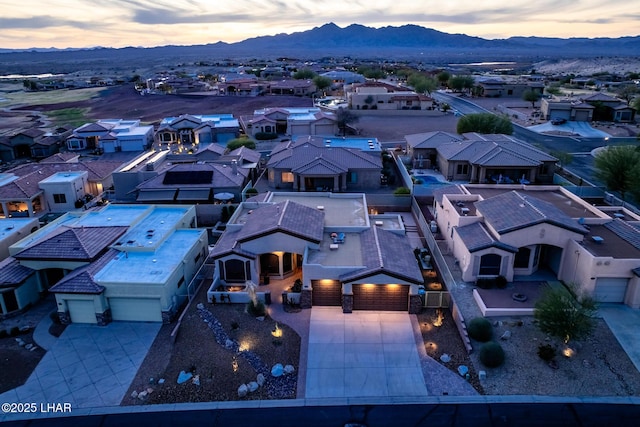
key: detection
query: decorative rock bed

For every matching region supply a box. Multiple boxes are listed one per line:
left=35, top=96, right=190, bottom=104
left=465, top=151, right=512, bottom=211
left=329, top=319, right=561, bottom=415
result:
left=197, top=304, right=296, bottom=399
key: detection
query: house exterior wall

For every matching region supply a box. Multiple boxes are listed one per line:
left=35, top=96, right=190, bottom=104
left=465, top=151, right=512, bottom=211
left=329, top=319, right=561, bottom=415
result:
left=240, top=232, right=318, bottom=257
left=39, top=172, right=89, bottom=212
left=0, top=218, right=39, bottom=260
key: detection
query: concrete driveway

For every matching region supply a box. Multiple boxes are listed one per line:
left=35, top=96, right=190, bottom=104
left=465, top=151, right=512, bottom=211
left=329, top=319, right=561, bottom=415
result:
left=528, top=121, right=611, bottom=138
left=599, top=305, right=640, bottom=373
left=0, top=322, right=160, bottom=410
left=305, top=308, right=428, bottom=399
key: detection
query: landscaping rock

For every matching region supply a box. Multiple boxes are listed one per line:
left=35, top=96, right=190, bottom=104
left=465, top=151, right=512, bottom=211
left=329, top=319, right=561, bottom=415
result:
left=224, top=339, right=235, bottom=349
left=158, top=378, right=165, bottom=384
left=238, top=384, right=248, bottom=397
left=19, top=326, right=30, bottom=333
left=284, top=364, right=295, bottom=375
left=271, top=363, right=284, bottom=377
left=248, top=381, right=259, bottom=392
left=440, top=354, right=451, bottom=363
left=177, top=371, right=193, bottom=384
left=257, top=373, right=265, bottom=386
left=29, top=346, right=38, bottom=352
left=196, top=303, right=204, bottom=310
left=256, top=316, right=265, bottom=322
left=25, top=343, right=33, bottom=350
left=16, top=339, right=25, bottom=347
left=192, top=374, right=200, bottom=386
left=131, top=390, right=138, bottom=399
left=500, top=331, right=512, bottom=340
left=138, top=390, right=148, bottom=399
left=479, top=370, right=487, bottom=380
left=146, top=388, right=154, bottom=394
left=457, top=365, right=469, bottom=377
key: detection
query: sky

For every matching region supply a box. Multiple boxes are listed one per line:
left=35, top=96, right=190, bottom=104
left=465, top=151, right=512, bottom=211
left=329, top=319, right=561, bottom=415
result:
left=1, top=0, right=639, bottom=49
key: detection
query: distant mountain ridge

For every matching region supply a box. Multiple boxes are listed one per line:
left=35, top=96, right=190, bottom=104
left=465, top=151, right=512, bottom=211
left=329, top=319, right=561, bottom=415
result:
left=1, top=23, right=638, bottom=74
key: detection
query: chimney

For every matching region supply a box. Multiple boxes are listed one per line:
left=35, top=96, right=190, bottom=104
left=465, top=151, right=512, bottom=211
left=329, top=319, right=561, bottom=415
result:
left=231, top=159, right=238, bottom=175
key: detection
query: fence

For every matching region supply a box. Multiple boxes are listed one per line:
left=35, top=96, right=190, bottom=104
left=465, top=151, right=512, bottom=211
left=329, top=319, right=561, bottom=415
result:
left=423, top=291, right=451, bottom=308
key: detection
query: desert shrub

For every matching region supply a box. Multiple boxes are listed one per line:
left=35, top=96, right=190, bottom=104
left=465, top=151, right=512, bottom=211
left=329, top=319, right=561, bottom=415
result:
left=480, top=341, right=505, bottom=367
left=255, top=132, right=278, bottom=140
left=245, top=188, right=258, bottom=196
left=496, top=275, right=508, bottom=289
left=468, top=317, right=493, bottom=342
left=247, top=300, right=266, bottom=317
left=413, top=248, right=421, bottom=260
left=49, top=311, right=62, bottom=325
left=9, top=326, right=20, bottom=337
left=394, top=187, right=411, bottom=195
left=291, top=279, right=303, bottom=293
left=537, top=344, right=556, bottom=362
left=476, top=278, right=494, bottom=289
left=0, top=329, right=8, bottom=339
left=230, top=321, right=239, bottom=330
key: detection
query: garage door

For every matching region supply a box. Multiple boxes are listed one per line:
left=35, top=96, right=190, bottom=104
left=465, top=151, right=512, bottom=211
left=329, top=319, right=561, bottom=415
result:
left=312, top=280, right=342, bottom=306
left=67, top=300, right=97, bottom=324
left=594, top=278, right=629, bottom=303
left=109, top=298, right=162, bottom=322
left=352, top=284, right=409, bottom=311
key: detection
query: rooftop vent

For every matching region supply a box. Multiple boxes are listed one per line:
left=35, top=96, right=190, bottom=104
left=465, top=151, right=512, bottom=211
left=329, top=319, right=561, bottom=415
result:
left=317, top=205, right=325, bottom=210
left=460, top=207, right=470, bottom=216
left=592, top=236, right=604, bottom=244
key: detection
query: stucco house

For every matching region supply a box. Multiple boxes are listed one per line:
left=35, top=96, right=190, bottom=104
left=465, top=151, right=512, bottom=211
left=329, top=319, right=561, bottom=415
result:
left=156, top=114, right=240, bottom=148
left=66, top=119, right=154, bottom=153
left=0, top=160, right=121, bottom=218
left=541, top=93, right=635, bottom=123
left=405, top=131, right=463, bottom=169
left=266, top=136, right=382, bottom=191
left=209, top=192, right=424, bottom=313
left=268, top=79, right=317, bottom=96
left=475, top=78, right=544, bottom=98
left=5, top=204, right=206, bottom=324
left=433, top=184, right=640, bottom=309
left=0, top=128, right=68, bottom=162
left=346, top=81, right=434, bottom=110
left=241, top=107, right=338, bottom=138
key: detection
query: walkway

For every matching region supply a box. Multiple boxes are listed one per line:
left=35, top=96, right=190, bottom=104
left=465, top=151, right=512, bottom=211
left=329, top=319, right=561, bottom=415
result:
left=306, top=308, right=428, bottom=399
left=0, top=322, right=160, bottom=408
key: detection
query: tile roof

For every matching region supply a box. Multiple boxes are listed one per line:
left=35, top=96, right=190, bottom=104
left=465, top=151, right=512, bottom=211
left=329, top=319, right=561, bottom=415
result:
left=341, top=226, right=423, bottom=284
left=11, top=128, right=46, bottom=139
left=604, top=219, right=640, bottom=251
left=437, top=137, right=556, bottom=167
left=475, top=191, right=588, bottom=235
left=224, top=146, right=261, bottom=164
left=209, top=228, right=256, bottom=259
left=405, top=131, right=462, bottom=149
left=237, top=200, right=324, bottom=243
left=136, top=163, right=248, bottom=190
left=455, top=222, right=518, bottom=253
left=15, top=226, right=128, bottom=261
left=48, top=250, right=118, bottom=294
left=292, top=157, right=349, bottom=174
left=432, top=184, right=466, bottom=206
left=267, top=137, right=381, bottom=172
left=40, top=153, right=79, bottom=163
left=0, top=257, right=34, bottom=288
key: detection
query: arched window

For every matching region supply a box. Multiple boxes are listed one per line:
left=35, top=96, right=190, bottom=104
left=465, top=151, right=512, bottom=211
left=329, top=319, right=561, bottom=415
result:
left=479, top=254, right=501, bottom=276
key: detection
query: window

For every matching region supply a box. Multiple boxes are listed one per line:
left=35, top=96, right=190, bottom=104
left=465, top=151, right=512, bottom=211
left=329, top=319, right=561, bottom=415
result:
left=53, top=194, right=67, bottom=204
left=194, top=252, right=202, bottom=264
left=177, top=277, right=185, bottom=288
left=162, top=133, right=172, bottom=142
left=281, top=172, right=294, bottom=183
left=514, top=247, right=531, bottom=269
left=479, top=254, right=501, bottom=276
left=268, top=169, right=275, bottom=182
left=347, top=172, right=357, bottom=184
left=456, top=164, right=469, bottom=175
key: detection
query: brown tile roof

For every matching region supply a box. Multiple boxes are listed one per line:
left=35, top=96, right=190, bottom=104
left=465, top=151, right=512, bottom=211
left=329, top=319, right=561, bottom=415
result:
left=237, top=200, right=324, bottom=244
left=49, top=249, right=118, bottom=294
left=15, top=226, right=128, bottom=261
left=0, top=257, right=34, bottom=288
left=11, top=128, right=46, bottom=139
left=40, top=153, right=79, bottom=163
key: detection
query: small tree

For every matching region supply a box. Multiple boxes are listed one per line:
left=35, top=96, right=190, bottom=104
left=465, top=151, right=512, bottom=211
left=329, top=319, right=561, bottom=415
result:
left=594, top=145, right=640, bottom=201
left=313, top=75, right=332, bottom=93
left=226, top=138, right=256, bottom=151
left=534, top=288, right=597, bottom=344
left=616, top=84, right=639, bottom=106
left=456, top=113, right=513, bottom=135
left=522, top=89, right=542, bottom=108
left=336, top=107, right=359, bottom=136
left=437, top=71, right=451, bottom=88
left=551, top=150, right=574, bottom=171
left=545, top=85, right=562, bottom=96
left=293, top=68, right=316, bottom=79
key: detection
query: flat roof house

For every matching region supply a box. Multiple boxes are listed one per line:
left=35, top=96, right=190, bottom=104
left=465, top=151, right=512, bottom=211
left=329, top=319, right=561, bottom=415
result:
left=156, top=114, right=240, bottom=149
left=209, top=192, right=424, bottom=313
left=241, top=107, right=338, bottom=138
left=66, top=119, right=154, bottom=153
left=433, top=184, right=640, bottom=309
left=6, top=204, right=206, bottom=324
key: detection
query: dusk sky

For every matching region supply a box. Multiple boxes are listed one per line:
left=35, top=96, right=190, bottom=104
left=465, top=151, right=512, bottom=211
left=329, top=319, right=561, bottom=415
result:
left=1, top=0, right=639, bottom=49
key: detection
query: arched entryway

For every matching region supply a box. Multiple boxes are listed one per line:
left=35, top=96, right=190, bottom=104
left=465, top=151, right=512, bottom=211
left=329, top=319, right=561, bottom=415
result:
left=259, top=252, right=300, bottom=279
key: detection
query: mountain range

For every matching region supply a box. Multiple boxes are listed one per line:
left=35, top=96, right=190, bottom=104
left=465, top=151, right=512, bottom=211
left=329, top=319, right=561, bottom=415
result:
left=1, top=23, right=639, bottom=73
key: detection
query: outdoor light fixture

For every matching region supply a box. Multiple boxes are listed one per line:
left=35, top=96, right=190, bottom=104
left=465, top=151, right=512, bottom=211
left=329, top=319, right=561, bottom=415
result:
left=271, top=323, right=283, bottom=338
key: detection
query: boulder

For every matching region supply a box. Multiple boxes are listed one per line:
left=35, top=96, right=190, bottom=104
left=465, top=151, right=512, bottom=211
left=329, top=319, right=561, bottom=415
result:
left=440, top=354, right=451, bottom=363
left=196, top=303, right=204, bottom=310
left=131, top=390, right=139, bottom=399
left=271, top=363, right=284, bottom=377
left=138, top=390, right=148, bottom=399
left=284, top=364, right=295, bottom=375
left=19, top=325, right=30, bottom=333
left=500, top=331, right=512, bottom=340
left=256, top=316, right=265, bottom=322
left=225, top=339, right=234, bottom=349
left=177, top=371, right=193, bottom=384
left=158, top=378, right=165, bottom=384
left=479, top=370, right=487, bottom=381
left=248, top=381, right=259, bottom=393
left=146, top=387, right=154, bottom=394
left=238, top=384, right=248, bottom=397
left=25, top=343, right=33, bottom=350
left=29, top=346, right=38, bottom=352
left=192, top=374, right=200, bottom=386
left=457, top=365, right=469, bottom=377
left=257, top=373, right=265, bottom=386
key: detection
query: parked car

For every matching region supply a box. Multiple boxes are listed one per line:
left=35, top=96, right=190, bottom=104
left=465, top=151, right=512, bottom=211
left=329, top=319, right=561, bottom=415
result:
left=551, top=117, right=567, bottom=125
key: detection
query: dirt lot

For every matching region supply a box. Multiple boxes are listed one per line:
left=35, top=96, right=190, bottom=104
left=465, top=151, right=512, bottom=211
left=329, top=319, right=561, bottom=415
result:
left=0, top=330, right=45, bottom=394
left=123, top=287, right=300, bottom=405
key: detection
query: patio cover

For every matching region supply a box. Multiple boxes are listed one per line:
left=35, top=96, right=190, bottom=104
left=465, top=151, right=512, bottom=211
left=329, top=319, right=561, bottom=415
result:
left=176, top=188, right=211, bottom=201
left=136, top=189, right=177, bottom=202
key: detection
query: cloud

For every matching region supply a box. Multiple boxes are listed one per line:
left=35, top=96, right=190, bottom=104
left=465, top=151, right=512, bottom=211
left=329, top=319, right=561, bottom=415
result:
left=132, top=9, right=252, bottom=25
left=0, top=16, right=98, bottom=30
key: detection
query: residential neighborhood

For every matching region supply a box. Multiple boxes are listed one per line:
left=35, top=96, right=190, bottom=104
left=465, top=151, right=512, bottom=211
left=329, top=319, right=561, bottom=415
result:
left=1, top=39, right=640, bottom=424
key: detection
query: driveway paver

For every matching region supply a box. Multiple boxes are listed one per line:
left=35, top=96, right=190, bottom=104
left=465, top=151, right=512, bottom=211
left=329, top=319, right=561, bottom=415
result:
left=0, top=321, right=160, bottom=413
left=306, top=308, right=428, bottom=399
